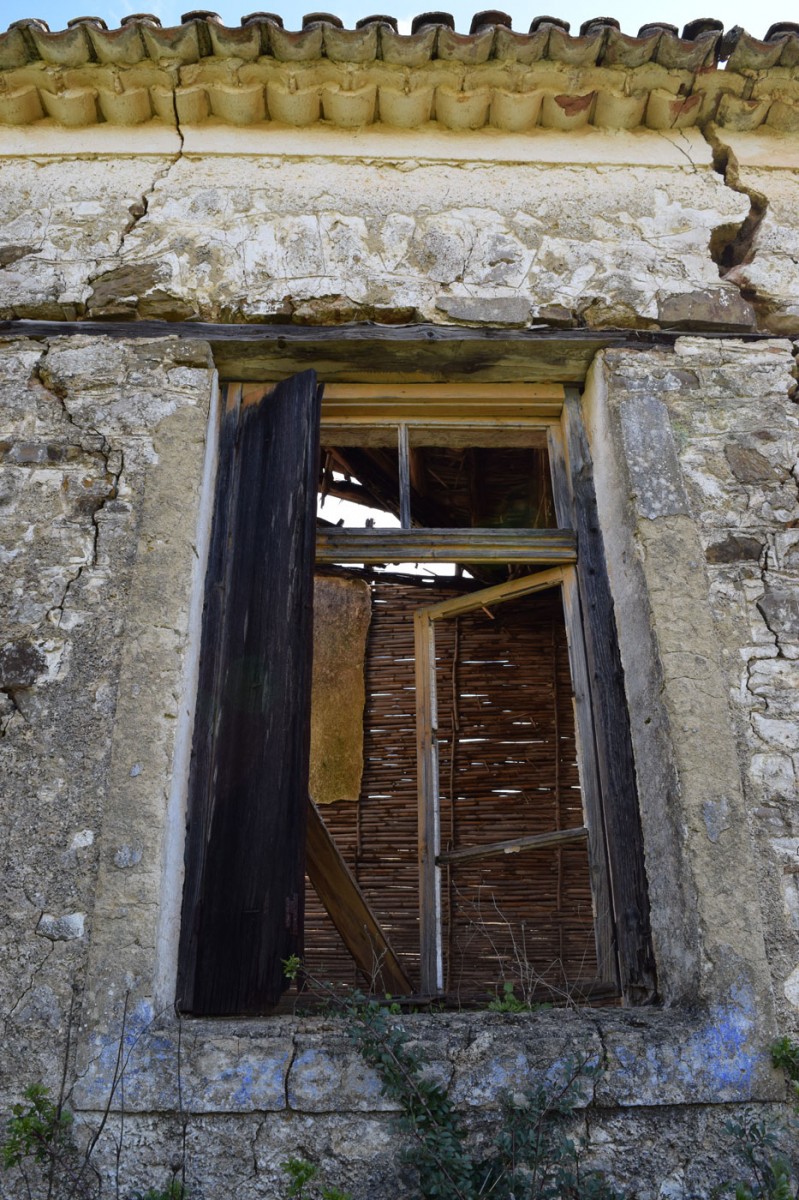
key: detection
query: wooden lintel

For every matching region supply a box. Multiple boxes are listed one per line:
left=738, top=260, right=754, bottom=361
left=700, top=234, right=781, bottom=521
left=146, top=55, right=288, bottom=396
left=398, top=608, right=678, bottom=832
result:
left=438, top=826, right=588, bottom=866
left=316, top=529, right=576, bottom=565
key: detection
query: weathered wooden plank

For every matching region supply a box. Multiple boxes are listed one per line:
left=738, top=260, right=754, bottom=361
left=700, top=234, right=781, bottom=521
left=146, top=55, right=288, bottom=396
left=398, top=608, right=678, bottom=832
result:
left=560, top=572, right=619, bottom=991
left=0, top=319, right=718, bottom=386
left=548, top=422, right=618, bottom=989
left=437, top=826, right=588, bottom=865
left=397, top=424, right=411, bottom=530
left=316, top=529, right=576, bottom=565
left=306, top=799, right=413, bottom=995
left=324, top=383, right=565, bottom=401
left=178, top=372, right=322, bottom=1016
left=177, top=382, right=242, bottom=1013
left=560, top=390, right=657, bottom=1004
left=420, top=565, right=566, bottom=621
left=414, top=610, right=443, bottom=994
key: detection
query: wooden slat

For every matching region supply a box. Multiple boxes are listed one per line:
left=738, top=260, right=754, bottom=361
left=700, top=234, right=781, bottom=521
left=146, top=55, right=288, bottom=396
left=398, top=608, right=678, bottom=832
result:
left=316, top=529, right=576, bottom=564
left=322, top=402, right=563, bottom=420
left=414, top=609, right=443, bottom=994
left=306, top=799, right=412, bottom=995
left=548, top=424, right=618, bottom=990
left=323, top=383, right=565, bottom=401
left=420, top=565, right=566, bottom=621
left=178, top=373, right=322, bottom=1015
left=560, top=390, right=657, bottom=1004
left=438, top=826, right=588, bottom=865
left=397, top=424, right=411, bottom=530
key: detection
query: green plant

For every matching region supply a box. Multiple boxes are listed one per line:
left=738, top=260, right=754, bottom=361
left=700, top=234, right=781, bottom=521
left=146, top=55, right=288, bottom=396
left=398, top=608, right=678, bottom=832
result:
left=772, top=1038, right=799, bottom=1108
left=487, top=982, right=553, bottom=1014
left=135, top=1179, right=188, bottom=1200
left=2, top=1085, right=74, bottom=1173
left=281, top=1157, right=353, bottom=1200
left=719, top=1111, right=797, bottom=1200
left=283, top=960, right=619, bottom=1200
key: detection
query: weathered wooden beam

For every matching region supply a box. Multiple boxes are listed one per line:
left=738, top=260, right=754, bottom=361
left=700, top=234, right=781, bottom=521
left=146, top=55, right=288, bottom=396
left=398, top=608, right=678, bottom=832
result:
left=306, top=799, right=413, bottom=996
left=548, top=426, right=619, bottom=992
left=437, top=826, right=588, bottom=865
left=316, top=529, right=576, bottom=565
left=559, top=390, right=657, bottom=1005
left=0, top=318, right=775, bottom=344
left=419, top=565, right=567, bottom=620
left=414, top=609, right=443, bottom=995
left=1, top=319, right=776, bottom=386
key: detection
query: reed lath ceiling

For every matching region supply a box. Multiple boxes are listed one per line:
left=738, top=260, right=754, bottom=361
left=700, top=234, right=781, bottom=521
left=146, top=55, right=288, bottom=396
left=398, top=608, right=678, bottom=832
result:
left=2, top=11, right=799, bottom=133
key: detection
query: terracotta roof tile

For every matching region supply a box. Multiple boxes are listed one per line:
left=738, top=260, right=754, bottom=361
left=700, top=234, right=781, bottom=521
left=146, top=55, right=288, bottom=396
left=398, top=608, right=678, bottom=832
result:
left=1, top=10, right=798, bottom=133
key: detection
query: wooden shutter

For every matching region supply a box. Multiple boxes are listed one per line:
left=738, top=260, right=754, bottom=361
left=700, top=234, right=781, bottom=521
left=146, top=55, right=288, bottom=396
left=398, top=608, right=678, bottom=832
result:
left=549, top=393, right=657, bottom=1004
left=178, top=373, right=322, bottom=1015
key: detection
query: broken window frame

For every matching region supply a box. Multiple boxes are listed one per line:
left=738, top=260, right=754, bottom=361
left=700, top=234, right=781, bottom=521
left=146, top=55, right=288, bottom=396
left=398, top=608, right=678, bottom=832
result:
left=316, top=381, right=653, bottom=1003
left=178, top=376, right=655, bottom=1016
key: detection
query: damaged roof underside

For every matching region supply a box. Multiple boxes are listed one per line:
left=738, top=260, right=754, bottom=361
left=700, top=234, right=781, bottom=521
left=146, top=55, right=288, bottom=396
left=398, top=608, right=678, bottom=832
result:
left=2, top=10, right=799, bottom=131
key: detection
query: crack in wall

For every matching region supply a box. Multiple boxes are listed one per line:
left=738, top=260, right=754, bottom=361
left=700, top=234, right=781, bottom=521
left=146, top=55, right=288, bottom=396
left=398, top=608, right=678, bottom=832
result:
left=120, top=102, right=185, bottom=250
left=31, top=347, right=125, bottom=628
left=702, top=123, right=769, bottom=290
left=84, top=106, right=186, bottom=318
left=284, top=1034, right=298, bottom=1112
left=2, top=940, right=56, bottom=1031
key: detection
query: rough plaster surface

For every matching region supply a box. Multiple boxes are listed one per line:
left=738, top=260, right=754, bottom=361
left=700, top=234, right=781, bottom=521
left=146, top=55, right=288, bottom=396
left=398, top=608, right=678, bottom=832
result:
left=585, top=339, right=799, bottom=1032
left=0, top=335, right=214, bottom=1102
left=0, top=144, right=758, bottom=329
left=2, top=333, right=797, bottom=1198
left=3, top=127, right=799, bottom=332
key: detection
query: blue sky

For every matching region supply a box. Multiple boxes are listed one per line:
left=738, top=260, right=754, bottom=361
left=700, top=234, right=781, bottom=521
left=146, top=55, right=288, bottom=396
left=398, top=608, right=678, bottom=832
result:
left=2, top=0, right=791, bottom=41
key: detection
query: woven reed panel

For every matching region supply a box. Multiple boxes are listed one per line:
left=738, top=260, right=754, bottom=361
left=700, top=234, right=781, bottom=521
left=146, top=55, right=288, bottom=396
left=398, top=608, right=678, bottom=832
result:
left=302, top=577, right=599, bottom=1000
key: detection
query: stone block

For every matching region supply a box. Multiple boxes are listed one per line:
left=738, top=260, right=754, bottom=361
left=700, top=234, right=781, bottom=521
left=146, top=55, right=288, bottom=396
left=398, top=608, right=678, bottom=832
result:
left=658, top=288, right=756, bottom=330
left=619, top=394, right=690, bottom=519
left=435, top=295, right=531, bottom=324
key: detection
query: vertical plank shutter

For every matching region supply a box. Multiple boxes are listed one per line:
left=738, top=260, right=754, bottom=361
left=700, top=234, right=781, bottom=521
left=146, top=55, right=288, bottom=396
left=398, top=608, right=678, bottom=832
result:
left=178, top=372, right=322, bottom=1015
left=558, top=391, right=657, bottom=1004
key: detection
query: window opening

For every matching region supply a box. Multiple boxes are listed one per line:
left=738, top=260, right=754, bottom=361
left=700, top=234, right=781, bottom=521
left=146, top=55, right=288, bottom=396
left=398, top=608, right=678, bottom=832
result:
left=303, top=568, right=600, bottom=1005
left=178, top=376, right=655, bottom=1016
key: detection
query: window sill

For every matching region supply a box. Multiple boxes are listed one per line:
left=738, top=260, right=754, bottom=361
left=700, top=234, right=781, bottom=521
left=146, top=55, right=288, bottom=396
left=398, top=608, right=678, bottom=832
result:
left=72, top=999, right=781, bottom=1117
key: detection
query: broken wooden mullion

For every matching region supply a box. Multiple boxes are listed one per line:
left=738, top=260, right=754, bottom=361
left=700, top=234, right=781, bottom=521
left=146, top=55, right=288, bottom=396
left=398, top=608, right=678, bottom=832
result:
left=547, top=422, right=619, bottom=993
left=306, top=798, right=412, bottom=995
left=414, top=608, right=443, bottom=995
left=398, top=423, right=412, bottom=530
left=437, top=826, right=588, bottom=865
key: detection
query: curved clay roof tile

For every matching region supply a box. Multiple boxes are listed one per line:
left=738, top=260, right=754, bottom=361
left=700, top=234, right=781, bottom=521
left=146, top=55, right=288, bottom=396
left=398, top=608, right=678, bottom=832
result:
left=303, top=11, right=344, bottom=26
left=119, top=14, right=162, bottom=26
left=411, top=11, right=455, bottom=32
left=470, top=10, right=512, bottom=33
left=528, top=15, right=569, bottom=32
left=681, top=17, right=723, bottom=39
left=356, top=14, right=400, bottom=29
left=580, top=16, right=620, bottom=34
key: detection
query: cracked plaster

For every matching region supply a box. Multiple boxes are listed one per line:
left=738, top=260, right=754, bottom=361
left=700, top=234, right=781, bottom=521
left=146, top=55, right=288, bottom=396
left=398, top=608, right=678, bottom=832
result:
left=2, top=120, right=799, bottom=1197
left=0, top=126, right=766, bottom=331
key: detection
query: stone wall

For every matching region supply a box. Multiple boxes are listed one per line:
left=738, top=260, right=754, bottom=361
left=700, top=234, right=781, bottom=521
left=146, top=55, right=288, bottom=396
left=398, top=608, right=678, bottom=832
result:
left=0, top=336, right=215, bottom=1098
left=1, top=122, right=799, bottom=1200
left=1, top=126, right=798, bottom=333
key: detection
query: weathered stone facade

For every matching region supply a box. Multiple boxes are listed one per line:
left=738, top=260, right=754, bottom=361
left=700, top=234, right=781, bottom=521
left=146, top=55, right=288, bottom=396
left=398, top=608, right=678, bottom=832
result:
left=1, top=46, right=799, bottom=1198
